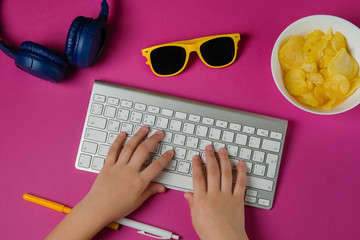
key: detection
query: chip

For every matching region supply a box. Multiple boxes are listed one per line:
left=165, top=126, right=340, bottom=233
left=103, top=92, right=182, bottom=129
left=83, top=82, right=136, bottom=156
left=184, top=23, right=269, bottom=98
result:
left=279, top=28, right=360, bottom=109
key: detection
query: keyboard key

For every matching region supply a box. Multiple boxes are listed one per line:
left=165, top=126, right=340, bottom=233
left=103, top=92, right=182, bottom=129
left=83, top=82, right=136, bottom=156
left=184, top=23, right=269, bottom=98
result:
left=186, top=150, right=200, bottom=161
left=214, top=142, right=225, bottom=152
left=246, top=176, right=273, bottom=191
left=85, top=128, right=107, bottom=142
left=98, top=144, right=110, bottom=156
left=92, top=157, right=105, bottom=171
left=175, top=112, right=187, bottom=120
left=266, top=153, right=278, bottom=178
left=216, top=120, right=228, bottom=128
left=248, top=136, right=261, bottom=148
left=108, top=120, right=120, bottom=132
left=148, top=105, right=160, bottom=114
left=163, top=132, right=173, bottom=143
left=258, top=198, right=270, bottom=207
left=183, top=123, right=195, bottom=134
left=245, top=162, right=252, bottom=173
left=117, top=109, right=130, bottom=120
left=173, top=134, right=186, bottom=145
left=107, top=133, right=117, bottom=144
left=134, top=103, right=146, bottom=111
left=189, top=114, right=200, bottom=122
left=202, top=117, right=214, bottom=125
left=270, top=131, right=283, bottom=140
left=257, top=129, right=269, bottom=137
left=87, top=116, right=106, bottom=129
left=253, top=150, right=265, bottom=162
left=175, top=147, right=186, bottom=159
left=246, top=189, right=258, bottom=197
left=121, top=123, right=133, bottom=135
left=199, top=139, right=212, bottom=150
left=161, top=109, right=173, bottom=117
left=245, top=196, right=256, bottom=203
left=239, top=148, right=251, bottom=159
left=93, top=94, right=106, bottom=103
left=229, top=123, right=241, bottom=131
left=254, top=164, right=266, bottom=176
left=121, top=100, right=133, bottom=108
left=243, top=126, right=255, bottom=134
left=222, top=131, right=234, bottom=143
left=178, top=161, right=191, bottom=174
left=235, top=133, right=247, bottom=145
left=161, top=144, right=174, bottom=154
left=262, top=139, right=281, bottom=152
left=156, top=117, right=169, bottom=129
left=82, top=141, right=98, bottom=154
left=107, top=97, right=119, bottom=105
left=143, top=114, right=156, bottom=126
left=130, top=112, right=143, bottom=123
left=169, top=120, right=182, bottom=131
left=90, top=103, right=103, bottom=115
left=186, top=137, right=199, bottom=148
left=209, top=128, right=221, bottom=140
left=78, top=154, right=91, bottom=168
left=195, top=125, right=208, bottom=137
left=104, top=106, right=117, bottom=118
left=227, top=145, right=239, bottom=157
left=165, top=160, right=177, bottom=171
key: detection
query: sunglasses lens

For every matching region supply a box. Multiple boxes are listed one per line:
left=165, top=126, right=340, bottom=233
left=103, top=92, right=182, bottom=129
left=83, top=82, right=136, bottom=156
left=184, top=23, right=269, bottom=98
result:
left=200, top=37, right=235, bottom=66
left=150, top=46, right=186, bottom=75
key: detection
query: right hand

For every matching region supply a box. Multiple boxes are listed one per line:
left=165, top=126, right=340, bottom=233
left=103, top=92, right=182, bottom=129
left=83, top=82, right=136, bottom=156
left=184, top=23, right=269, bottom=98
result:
left=184, top=145, right=249, bottom=240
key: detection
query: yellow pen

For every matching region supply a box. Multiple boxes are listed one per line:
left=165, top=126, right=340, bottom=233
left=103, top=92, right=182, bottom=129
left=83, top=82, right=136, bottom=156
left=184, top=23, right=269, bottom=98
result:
left=23, top=193, right=120, bottom=231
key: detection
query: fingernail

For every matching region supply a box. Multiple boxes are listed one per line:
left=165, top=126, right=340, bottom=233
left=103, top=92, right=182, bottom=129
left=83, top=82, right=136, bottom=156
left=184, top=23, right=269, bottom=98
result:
left=219, top=147, right=227, bottom=154
left=239, top=161, right=245, bottom=166
left=140, top=126, right=148, bottom=132
left=206, top=145, right=213, bottom=150
left=158, top=187, right=165, bottom=193
left=156, top=130, right=164, bottom=136
left=166, top=150, right=174, bottom=156
left=119, top=131, right=126, bottom=137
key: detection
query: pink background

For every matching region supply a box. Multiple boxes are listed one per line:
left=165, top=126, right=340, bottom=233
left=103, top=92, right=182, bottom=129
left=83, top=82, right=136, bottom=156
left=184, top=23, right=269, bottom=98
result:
left=1, top=0, right=360, bottom=239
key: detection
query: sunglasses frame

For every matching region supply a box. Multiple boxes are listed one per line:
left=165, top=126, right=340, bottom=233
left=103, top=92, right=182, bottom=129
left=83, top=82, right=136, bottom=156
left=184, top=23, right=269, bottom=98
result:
left=142, top=33, right=240, bottom=77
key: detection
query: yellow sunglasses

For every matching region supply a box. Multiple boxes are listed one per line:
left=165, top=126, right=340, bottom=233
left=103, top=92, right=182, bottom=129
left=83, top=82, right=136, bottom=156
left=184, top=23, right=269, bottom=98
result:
left=142, top=33, right=240, bottom=77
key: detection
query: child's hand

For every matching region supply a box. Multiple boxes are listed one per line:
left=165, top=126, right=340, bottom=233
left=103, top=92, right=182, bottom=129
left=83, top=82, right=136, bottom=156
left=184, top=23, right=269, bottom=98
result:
left=80, top=126, right=174, bottom=223
left=184, top=145, right=249, bottom=240
left=46, top=126, right=174, bottom=239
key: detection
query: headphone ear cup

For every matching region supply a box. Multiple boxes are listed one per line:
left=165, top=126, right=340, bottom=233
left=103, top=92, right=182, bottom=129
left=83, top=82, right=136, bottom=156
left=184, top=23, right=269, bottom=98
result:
left=15, top=41, right=68, bottom=83
left=65, top=16, right=107, bottom=68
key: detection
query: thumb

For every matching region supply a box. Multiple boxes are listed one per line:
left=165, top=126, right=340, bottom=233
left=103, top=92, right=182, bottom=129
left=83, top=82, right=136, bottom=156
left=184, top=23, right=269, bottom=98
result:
left=184, top=192, right=194, bottom=207
left=139, top=182, right=166, bottom=203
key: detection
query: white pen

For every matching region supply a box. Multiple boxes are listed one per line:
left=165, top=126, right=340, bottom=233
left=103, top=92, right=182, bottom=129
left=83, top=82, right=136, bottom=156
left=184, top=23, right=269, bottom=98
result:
left=116, top=218, right=180, bottom=239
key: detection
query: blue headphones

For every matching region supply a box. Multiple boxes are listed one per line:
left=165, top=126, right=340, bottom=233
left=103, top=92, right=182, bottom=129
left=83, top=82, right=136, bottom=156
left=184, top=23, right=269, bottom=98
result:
left=0, top=0, right=109, bottom=83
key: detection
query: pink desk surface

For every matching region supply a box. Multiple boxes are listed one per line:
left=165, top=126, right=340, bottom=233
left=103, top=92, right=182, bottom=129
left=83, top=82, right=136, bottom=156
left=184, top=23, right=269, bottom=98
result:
left=1, top=0, right=360, bottom=239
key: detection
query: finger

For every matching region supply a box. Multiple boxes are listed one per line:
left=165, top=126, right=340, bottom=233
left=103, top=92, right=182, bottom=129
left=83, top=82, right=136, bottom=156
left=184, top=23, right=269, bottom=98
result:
left=204, top=145, right=220, bottom=192
left=191, top=155, right=206, bottom=195
left=105, top=131, right=127, bottom=165
left=128, top=130, right=164, bottom=169
left=218, top=148, right=233, bottom=193
left=141, top=150, right=174, bottom=182
left=233, top=161, right=247, bottom=197
left=117, top=126, right=149, bottom=164
left=137, top=182, right=166, bottom=205
left=184, top=192, right=194, bottom=208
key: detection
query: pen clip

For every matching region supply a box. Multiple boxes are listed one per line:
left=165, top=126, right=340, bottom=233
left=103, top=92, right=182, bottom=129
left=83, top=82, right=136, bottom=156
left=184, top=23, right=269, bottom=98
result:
left=137, top=230, right=170, bottom=239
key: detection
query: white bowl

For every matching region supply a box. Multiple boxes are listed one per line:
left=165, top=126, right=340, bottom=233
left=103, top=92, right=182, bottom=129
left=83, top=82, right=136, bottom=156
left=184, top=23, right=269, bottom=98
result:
left=271, top=15, right=360, bottom=115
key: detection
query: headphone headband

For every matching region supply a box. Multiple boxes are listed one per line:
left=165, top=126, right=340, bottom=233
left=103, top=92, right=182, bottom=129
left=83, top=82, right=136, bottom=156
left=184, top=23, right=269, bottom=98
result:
left=0, top=41, right=15, bottom=58
left=98, top=0, right=109, bottom=22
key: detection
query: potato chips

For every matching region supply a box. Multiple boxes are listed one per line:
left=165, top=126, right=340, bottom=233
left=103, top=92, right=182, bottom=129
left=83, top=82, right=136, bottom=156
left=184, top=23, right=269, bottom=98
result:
left=279, top=28, right=360, bottom=109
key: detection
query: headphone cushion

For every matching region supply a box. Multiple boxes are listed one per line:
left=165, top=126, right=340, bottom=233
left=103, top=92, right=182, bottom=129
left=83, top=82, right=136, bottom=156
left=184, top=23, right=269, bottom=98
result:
left=20, top=41, right=68, bottom=69
left=65, top=16, right=89, bottom=65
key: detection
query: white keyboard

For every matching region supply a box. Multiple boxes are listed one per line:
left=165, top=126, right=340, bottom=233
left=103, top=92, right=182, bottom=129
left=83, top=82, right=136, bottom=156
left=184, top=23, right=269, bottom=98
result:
left=75, top=80, right=288, bottom=209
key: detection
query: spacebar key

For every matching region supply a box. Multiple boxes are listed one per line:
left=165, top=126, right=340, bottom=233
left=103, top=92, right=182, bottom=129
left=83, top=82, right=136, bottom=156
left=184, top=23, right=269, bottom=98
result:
left=246, top=176, right=273, bottom=191
left=153, top=171, right=193, bottom=191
